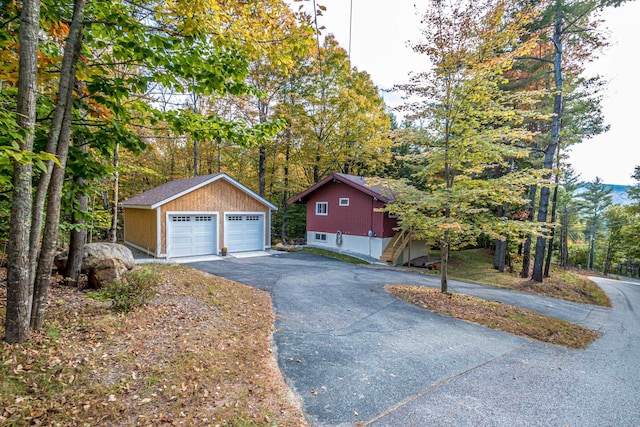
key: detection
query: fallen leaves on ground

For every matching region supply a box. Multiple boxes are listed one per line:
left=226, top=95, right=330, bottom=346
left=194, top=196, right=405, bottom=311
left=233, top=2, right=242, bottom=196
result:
left=0, top=265, right=307, bottom=426
left=386, top=285, right=600, bottom=349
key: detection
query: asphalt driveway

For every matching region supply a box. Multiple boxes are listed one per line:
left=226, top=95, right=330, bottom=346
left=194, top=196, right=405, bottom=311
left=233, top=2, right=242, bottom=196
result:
left=188, top=252, right=640, bottom=426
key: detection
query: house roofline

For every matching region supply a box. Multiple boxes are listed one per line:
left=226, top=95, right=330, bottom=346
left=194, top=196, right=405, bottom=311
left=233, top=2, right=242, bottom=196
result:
left=123, top=173, right=278, bottom=211
left=288, top=172, right=393, bottom=205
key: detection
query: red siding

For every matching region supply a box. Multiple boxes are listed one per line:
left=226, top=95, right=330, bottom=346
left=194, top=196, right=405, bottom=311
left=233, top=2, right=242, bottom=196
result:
left=306, top=181, right=397, bottom=238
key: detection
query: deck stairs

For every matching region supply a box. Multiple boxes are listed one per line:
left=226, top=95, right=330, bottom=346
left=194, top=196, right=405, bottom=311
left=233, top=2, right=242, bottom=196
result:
left=379, top=230, right=412, bottom=265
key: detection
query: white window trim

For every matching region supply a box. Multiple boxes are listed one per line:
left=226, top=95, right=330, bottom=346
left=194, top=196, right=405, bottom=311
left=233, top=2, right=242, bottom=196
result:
left=339, top=198, right=350, bottom=206
left=316, top=201, right=328, bottom=216
left=314, top=233, right=327, bottom=241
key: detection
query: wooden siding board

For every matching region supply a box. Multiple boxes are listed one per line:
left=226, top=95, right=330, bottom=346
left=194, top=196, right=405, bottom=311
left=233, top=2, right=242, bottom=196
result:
left=159, top=179, right=269, bottom=253
left=306, top=181, right=380, bottom=236
left=124, top=208, right=157, bottom=253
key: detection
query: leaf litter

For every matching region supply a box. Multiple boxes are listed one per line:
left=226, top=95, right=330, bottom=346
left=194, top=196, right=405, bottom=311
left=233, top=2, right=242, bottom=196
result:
left=0, top=264, right=307, bottom=426
left=386, top=285, right=600, bottom=349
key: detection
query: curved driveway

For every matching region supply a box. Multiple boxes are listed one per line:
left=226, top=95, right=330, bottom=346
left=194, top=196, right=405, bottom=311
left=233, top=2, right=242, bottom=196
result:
left=188, top=252, right=640, bottom=426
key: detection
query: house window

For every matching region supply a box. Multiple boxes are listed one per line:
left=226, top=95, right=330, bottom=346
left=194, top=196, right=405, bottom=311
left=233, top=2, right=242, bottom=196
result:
left=316, top=202, right=328, bottom=216
left=388, top=213, right=397, bottom=219
left=339, top=198, right=350, bottom=206
left=315, top=233, right=327, bottom=241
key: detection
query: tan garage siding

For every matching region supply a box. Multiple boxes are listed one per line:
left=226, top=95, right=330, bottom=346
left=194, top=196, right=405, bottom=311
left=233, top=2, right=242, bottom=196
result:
left=159, top=179, right=269, bottom=254
left=124, top=208, right=157, bottom=255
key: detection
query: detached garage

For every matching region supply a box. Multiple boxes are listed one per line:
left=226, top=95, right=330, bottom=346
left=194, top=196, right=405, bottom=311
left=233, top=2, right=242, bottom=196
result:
left=122, top=173, right=277, bottom=258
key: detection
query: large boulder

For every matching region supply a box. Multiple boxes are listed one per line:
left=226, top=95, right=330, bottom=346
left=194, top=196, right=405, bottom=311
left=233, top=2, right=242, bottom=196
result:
left=55, top=243, right=135, bottom=288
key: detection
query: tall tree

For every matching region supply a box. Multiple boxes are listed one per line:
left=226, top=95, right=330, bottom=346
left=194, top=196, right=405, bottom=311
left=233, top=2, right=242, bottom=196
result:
left=5, top=0, right=40, bottom=343
left=557, top=166, right=582, bottom=268
left=577, top=177, right=613, bottom=270
left=31, top=0, right=86, bottom=330
left=394, top=0, right=545, bottom=292
left=525, top=0, right=620, bottom=282
left=602, top=204, right=629, bottom=275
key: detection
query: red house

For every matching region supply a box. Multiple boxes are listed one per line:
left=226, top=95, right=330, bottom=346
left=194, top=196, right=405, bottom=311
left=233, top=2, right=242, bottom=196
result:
left=288, top=173, right=428, bottom=264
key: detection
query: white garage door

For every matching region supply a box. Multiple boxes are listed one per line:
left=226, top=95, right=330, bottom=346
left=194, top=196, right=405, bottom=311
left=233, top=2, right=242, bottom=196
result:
left=225, top=214, right=264, bottom=252
left=168, top=214, right=216, bottom=258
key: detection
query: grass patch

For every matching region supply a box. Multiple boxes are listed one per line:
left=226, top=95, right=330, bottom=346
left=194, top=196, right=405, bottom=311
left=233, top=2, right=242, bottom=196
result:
left=301, top=246, right=368, bottom=264
left=387, top=285, right=600, bottom=349
left=0, top=265, right=307, bottom=426
left=443, top=249, right=611, bottom=307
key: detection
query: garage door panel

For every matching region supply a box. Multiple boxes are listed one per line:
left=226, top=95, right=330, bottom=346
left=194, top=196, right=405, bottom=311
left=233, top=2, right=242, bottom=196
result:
left=225, top=214, right=264, bottom=252
left=168, top=214, right=217, bottom=257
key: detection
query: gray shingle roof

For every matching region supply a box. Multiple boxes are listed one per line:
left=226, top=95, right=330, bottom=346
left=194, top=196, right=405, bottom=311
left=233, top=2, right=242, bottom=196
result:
left=123, top=174, right=222, bottom=207
left=122, top=173, right=277, bottom=210
left=288, top=172, right=396, bottom=204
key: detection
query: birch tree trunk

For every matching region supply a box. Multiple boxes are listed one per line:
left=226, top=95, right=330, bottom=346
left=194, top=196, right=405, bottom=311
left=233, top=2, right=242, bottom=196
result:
left=108, top=143, right=119, bottom=243
left=5, top=0, right=40, bottom=344
left=258, top=99, right=268, bottom=197
left=281, top=137, right=291, bottom=242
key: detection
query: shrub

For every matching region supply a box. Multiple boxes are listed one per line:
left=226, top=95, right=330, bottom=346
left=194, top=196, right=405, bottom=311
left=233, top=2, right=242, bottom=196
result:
left=100, top=266, right=161, bottom=313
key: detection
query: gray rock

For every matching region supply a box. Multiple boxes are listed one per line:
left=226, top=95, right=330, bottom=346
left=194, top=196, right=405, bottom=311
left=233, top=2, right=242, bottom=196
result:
left=55, top=243, right=135, bottom=288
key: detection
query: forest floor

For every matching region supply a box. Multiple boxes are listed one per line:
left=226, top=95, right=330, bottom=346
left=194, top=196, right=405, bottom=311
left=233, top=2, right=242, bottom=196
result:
left=0, top=265, right=307, bottom=426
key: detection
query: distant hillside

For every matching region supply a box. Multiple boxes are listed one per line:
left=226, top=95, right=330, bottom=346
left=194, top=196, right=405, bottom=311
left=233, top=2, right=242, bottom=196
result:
left=574, top=184, right=632, bottom=205
left=608, top=184, right=631, bottom=205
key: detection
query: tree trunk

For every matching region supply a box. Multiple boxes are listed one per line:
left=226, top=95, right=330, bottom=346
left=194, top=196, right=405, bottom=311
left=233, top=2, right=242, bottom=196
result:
left=32, top=84, right=75, bottom=329
left=494, top=204, right=508, bottom=273
left=64, top=192, right=87, bottom=286
left=28, top=0, right=86, bottom=287
left=560, top=206, right=569, bottom=268
left=258, top=99, right=268, bottom=197
left=64, top=90, right=89, bottom=285
left=603, top=243, right=612, bottom=276
left=495, top=239, right=507, bottom=273
left=108, top=143, right=119, bottom=243
left=193, top=139, right=198, bottom=176
left=259, top=145, right=266, bottom=197
left=520, top=185, right=537, bottom=278
left=544, top=170, right=560, bottom=277
left=441, top=230, right=449, bottom=293
left=532, top=3, right=563, bottom=283
left=588, top=234, right=596, bottom=270
left=5, top=0, right=40, bottom=344
left=31, top=1, right=85, bottom=329
left=281, top=139, right=290, bottom=243
left=64, top=141, right=89, bottom=285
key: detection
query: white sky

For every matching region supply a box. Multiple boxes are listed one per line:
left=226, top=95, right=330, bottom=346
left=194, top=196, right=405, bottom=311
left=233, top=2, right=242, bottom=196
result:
left=293, top=0, right=639, bottom=185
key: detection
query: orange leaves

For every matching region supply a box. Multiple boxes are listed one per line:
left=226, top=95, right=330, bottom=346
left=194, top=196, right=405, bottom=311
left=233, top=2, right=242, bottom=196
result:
left=0, top=41, right=19, bottom=85
left=48, top=21, right=70, bottom=40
